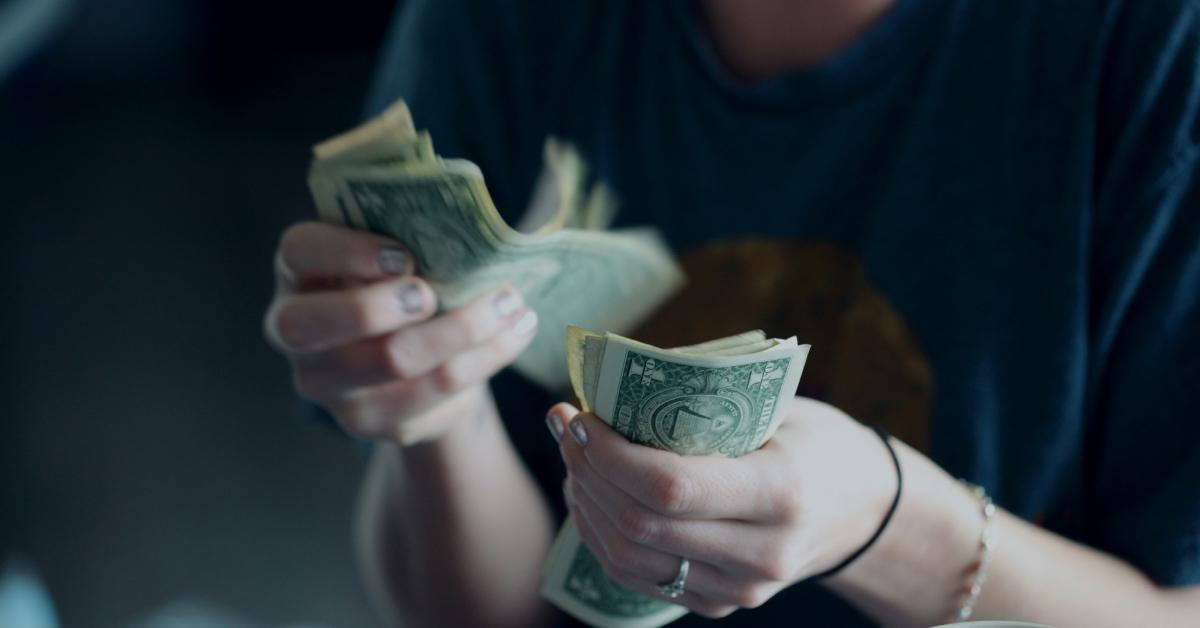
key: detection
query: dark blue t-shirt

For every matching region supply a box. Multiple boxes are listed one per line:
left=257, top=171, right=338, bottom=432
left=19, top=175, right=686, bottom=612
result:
left=366, top=0, right=1200, bottom=624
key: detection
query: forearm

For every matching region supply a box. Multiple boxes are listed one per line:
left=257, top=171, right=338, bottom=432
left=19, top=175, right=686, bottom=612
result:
left=356, top=389, right=556, bottom=628
left=826, top=439, right=1200, bottom=627
left=973, top=510, right=1200, bottom=626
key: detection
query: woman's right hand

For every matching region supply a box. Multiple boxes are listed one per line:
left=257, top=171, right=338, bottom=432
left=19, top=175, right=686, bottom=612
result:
left=262, top=221, right=539, bottom=444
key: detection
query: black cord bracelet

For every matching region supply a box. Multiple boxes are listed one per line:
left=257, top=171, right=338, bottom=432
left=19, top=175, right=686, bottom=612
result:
left=811, top=424, right=903, bottom=580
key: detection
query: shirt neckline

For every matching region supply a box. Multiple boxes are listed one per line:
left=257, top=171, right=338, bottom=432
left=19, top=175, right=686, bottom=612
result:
left=673, top=0, right=948, bottom=110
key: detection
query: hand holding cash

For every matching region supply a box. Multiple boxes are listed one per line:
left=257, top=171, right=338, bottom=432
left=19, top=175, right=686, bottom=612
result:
left=293, top=100, right=683, bottom=444
left=542, top=326, right=811, bottom=627
left=307, top=100, right=684, bottom=400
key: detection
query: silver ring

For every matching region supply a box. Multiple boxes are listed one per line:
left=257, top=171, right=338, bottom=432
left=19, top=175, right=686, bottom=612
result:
left=655, top=557, right=690, bottom=599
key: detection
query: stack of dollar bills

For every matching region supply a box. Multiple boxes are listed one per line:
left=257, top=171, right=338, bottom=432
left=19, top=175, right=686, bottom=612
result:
left=542, top=326, right=810, bottom=628
left=306, top=100, right=684, bottom=396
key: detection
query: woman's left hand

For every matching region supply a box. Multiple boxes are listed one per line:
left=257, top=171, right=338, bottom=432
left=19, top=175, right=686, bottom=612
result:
left=550, top=396, right=899, bottom=619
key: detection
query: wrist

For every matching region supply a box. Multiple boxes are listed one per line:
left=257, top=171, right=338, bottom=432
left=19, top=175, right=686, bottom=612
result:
left=824, top=441, right=981, bottom=626
left=795, top=406, right=903, bottom=578
left=809, top=424, right=902, bottom=580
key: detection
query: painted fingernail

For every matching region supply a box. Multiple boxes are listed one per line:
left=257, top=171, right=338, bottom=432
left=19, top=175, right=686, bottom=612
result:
left=546, top=409, right=564, bottom=443
left=569, top=418, right=588, bottom=448
left=397, top=281, right=425, bottom=313
left=378, top=246, right=410, bottom=275
left=491, top=288, right=521, bottom=318
left=513, top=310, right=538, bottom=336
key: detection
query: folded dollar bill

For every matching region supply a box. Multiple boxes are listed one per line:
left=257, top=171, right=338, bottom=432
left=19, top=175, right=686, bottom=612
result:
left=306, top=100, right=684, bottom=396
left=543, top=326, right=810, bottom=628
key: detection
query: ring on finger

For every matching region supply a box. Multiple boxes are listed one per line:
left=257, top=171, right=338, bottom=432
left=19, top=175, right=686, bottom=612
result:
left=655, top=557, right=690, bottom=599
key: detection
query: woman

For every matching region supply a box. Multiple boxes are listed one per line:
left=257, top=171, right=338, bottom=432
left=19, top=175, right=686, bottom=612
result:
left=263, top=1, right=1200, bottom=625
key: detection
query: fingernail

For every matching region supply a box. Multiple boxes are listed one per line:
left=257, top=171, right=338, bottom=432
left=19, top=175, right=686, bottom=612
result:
left=378, top=246, right=410, bottom=275
left=546, top=409, right=564, bottom=443
left=513, top=310, right=538, bottom=336
left=397, top=281, right=425, bottom=313
left=569, top=418, right=588, bottom=448
left=491, top=288, right=521, bottom=318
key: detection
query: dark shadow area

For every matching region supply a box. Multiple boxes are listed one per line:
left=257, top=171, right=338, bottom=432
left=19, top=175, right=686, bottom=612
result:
left=1, top=1, right=397, bottom=625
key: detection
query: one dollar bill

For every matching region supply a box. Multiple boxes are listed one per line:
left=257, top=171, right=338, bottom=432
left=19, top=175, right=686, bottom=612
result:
left=543, top=326, right=810, bottom=627
left=306, top=100, right=685, bottom=397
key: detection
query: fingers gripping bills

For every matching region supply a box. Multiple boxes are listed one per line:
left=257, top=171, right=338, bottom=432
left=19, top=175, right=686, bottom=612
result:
left=543, top=326, right=809, bottom=627
left=307, top=100, right=684, bottom=393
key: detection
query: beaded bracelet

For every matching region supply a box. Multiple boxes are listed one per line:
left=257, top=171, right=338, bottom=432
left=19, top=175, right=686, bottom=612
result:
left=948, top=481, right=997, bottom=622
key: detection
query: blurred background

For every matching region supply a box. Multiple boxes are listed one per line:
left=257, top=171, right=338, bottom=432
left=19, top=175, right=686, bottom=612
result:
left=1, top=0, right=402, bottom=625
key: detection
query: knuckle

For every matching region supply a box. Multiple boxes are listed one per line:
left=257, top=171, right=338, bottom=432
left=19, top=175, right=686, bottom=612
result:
left=604, top=536, right=638, bottom=572
left=431, top=360, right=469, bottom=395
left=767, top=475, right=803, bottom=523
left=615, top=504, right=658, bottom=545
left=772, top=494, right=802, bottom=525
left=648, top=469, right=695, bottom=516
left=382, top=331, right=422, bottom=379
